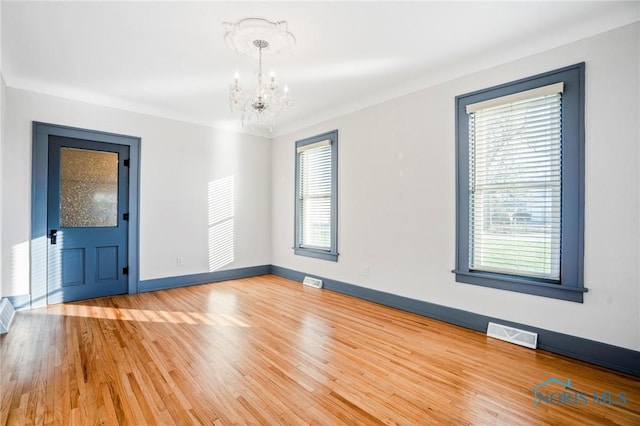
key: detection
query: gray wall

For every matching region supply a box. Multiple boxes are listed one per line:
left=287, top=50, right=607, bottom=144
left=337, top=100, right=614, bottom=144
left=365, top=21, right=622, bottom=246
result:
left=271, top=23, right=640, bottom=351
left=2, top=88, right=272, bottom=294
left=0, top=74, right=5, bottom=300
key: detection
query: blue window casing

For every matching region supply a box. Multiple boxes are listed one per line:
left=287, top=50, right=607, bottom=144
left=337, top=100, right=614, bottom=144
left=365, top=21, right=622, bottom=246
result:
left=294, top=129, right=338, bottom=261
left=453, top=63, right=586, bottom=302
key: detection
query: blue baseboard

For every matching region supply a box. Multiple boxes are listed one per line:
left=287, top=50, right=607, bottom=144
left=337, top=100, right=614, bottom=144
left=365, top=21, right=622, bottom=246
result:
left=138, top=265, right=271, bottom=293
left=270, top=265, right=640, bottom=378
left=8, top=263, right=638, bottom=377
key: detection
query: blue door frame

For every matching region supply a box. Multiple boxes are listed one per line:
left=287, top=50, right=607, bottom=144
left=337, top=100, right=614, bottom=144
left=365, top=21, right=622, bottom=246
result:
left=31, top=122, right=140, bottom=307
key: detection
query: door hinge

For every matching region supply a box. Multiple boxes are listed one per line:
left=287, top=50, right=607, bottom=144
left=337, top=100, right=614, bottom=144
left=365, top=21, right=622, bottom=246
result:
left=123, top=159, right=130, bottom=167
left=123, top=213, right=129, bottom=221
left=123, top=267, right=129, bottom=275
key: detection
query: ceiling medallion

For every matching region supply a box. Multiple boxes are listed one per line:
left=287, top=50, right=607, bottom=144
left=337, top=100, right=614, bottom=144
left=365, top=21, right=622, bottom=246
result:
left=223, top=18, right=296, bottom=131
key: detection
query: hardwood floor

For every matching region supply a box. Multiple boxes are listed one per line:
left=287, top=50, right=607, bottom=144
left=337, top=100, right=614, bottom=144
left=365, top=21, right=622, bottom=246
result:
left=1, top=275, right=638, bottom=425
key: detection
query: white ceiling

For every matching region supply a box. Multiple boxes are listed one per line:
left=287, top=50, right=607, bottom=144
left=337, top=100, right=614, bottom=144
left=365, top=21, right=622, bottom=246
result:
left=2, top=1, right=639, bottom=136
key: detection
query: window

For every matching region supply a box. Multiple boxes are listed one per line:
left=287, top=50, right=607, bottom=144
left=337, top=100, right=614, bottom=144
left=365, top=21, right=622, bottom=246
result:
left=454, top=64, right=586, bottom=302
left=294, top=130, right=338, bottom=261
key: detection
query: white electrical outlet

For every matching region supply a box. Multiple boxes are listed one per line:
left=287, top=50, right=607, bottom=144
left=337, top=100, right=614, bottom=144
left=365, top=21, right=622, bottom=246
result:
left=176, top=257, right=184, bottom=266
left=362, top=264, right=370, bottom=276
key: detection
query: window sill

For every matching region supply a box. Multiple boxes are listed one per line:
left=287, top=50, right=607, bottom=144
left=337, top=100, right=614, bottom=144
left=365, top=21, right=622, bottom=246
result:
left=294, top=248, right=338, bottom=262
left=452, top=269, right=587, bottom=303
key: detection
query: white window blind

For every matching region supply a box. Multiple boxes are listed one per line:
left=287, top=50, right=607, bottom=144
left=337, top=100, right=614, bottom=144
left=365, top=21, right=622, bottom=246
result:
left=298, top=140, right=332, bottom=249
left=468, top=85, right=563, bottom=280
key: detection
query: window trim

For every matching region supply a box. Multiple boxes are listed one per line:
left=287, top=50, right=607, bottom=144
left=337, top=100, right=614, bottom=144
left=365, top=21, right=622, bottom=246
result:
left=453, top=63, right=586, bottom=302
left=294, top=129, right=338, bottom=261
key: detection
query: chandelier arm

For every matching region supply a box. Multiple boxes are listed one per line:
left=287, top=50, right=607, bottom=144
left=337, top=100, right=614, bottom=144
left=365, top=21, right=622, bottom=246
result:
left=257, top=43, right=263, bottom=98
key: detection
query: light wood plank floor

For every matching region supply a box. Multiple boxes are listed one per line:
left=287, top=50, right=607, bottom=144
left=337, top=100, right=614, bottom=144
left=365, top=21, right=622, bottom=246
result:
left=1, top=275, right=639, bottom=425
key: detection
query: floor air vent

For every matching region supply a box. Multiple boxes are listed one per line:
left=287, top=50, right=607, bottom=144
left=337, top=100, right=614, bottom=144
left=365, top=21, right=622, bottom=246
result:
left=0, top=298, right=16, bottom=334
left=487, top=322, right=537, bottom=349
left=302, top=276, right=323, bottom=289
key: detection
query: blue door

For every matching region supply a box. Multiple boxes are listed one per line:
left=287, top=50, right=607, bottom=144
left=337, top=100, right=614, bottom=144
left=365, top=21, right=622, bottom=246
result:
left=47, top=136, right=130, bottom=303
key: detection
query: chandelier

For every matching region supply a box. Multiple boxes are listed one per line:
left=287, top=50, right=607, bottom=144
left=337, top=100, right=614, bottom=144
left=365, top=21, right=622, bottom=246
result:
left=223, top=18, right=295, bottom=131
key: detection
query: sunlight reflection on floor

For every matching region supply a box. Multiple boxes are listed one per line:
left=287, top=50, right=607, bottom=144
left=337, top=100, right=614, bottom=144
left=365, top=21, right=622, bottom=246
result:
left=45, top=304, right=252, bottom=327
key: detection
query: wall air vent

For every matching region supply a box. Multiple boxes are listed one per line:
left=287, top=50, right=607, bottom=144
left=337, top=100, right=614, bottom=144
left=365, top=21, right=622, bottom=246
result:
left=302, top=276, right=323, bottom=289
left=487, top=322, right=538, bottom=349
left=0, top=298, right=17, bottom=334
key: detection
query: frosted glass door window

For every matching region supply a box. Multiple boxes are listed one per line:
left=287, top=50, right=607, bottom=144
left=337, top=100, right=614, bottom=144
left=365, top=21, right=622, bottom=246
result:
left=60, top=147, right=119, bottom=227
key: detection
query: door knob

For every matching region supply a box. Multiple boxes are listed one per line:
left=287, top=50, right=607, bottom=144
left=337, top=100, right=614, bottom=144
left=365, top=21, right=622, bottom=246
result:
left=49, top=229, right=57, bottom=245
